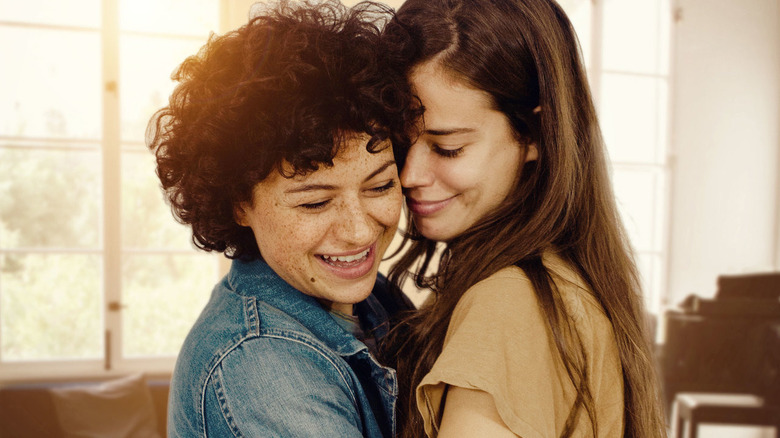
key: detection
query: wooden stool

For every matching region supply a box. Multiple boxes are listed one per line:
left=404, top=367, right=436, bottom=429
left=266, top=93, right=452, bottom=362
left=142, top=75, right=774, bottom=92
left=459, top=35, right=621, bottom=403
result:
left=671, top=393, right=780, bottom=438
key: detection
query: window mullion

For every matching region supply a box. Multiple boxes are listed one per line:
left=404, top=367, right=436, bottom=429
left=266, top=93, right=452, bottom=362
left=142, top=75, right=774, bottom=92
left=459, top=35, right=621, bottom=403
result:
left=101, top=0, right=122, bottom=371
left=589, top=0, right=604, bottom=108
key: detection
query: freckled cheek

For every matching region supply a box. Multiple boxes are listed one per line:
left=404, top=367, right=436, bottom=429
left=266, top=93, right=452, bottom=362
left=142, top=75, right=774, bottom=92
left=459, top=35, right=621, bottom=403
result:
left=373, top=191, right=403, bottom=229
left=263, top=217, right=321, bottom=261
left=288, top=215, right=338, bottom=253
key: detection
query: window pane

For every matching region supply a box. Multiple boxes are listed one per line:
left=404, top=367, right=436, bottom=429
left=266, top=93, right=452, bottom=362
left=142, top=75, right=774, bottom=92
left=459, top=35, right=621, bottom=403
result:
left=120, top=34, right=208, bottom=143
left=558, top=0, right=592, bottom=70
left=121, top=149, right=194, bottom=249
left=1, top=253, right=102, bottom=361
left=0, top=27, right=101, bottom=139
left=600, top=73, right=667, bottom=164
left=602, top=0, right=670, bottom=75
left=0, top=148, right=100, bottom=248
left=612, top=168, right=662, bottom=252
left=121, top=254, right=216, bottom=357
left=636, top=252, right=663, bottom=315
left=120, top=0, right=219, bottom=36
left=0, top=0, right=101, bottom=28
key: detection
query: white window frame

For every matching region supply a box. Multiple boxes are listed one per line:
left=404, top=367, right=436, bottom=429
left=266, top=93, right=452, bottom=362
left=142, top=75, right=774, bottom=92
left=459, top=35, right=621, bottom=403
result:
left=0, top=0, right=674, bottom=382
left=587, top=0, right=673, bottom=314
left=0, top=0, right=252, bottom=383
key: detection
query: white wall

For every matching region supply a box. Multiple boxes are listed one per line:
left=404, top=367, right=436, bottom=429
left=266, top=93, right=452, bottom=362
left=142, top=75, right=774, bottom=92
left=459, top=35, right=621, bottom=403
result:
left=667, top=0, right=780, bottom=304
left=223, top=0, right=259, bottom=29
left=665, top=4, right=779, bottom=436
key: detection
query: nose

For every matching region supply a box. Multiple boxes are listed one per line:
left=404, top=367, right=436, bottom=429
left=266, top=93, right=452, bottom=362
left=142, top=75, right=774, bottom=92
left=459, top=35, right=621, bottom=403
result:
left=332, top=199, right=376, bottom=246
left=400, top=141, right=434, bottom=189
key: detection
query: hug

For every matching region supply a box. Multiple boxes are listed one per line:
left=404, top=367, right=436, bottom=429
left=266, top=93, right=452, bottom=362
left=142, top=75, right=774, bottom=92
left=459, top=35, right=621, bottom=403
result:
left=148, top=0, right=666, bottom=436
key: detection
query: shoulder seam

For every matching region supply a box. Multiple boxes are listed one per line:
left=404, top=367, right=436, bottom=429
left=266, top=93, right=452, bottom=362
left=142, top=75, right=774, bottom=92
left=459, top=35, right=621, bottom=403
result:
left=202, top=330, right=359, bottom=411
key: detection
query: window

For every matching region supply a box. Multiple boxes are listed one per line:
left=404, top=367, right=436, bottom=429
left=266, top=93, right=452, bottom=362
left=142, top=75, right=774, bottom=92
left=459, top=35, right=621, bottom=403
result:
left=561, top=0, right=672, bottom=314
left=597, top=0, right=671, bottom=314
left=0, top=0, right=223, bottom=380
left=0, top=0, right=673, bottom=381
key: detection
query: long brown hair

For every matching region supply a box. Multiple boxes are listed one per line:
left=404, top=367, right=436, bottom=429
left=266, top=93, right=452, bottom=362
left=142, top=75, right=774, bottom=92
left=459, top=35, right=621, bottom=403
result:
left=381, top=0, right=666, bottom=436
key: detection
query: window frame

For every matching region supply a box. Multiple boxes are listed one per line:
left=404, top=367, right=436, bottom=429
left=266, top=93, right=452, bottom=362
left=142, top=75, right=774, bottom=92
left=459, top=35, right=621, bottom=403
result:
left=0, top=0, right=674, bottom=382
left=0, top=0, right=232, bottom=383
left=587, top=0, right=673, bottom=314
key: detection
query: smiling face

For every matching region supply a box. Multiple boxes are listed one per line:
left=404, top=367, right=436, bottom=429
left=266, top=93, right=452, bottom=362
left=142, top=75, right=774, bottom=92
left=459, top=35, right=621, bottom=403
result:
left=401, top=61, right=538, bottom=242
left=236, top=134, right=402, bottom=313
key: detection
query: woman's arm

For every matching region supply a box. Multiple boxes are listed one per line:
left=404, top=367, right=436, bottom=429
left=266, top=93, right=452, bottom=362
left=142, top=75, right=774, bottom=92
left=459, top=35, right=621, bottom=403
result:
left=438, top=386, right=519, bottom=438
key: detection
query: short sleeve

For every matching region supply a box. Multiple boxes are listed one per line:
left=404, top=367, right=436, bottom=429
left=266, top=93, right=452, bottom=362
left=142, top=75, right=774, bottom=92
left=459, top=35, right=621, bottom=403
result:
left=206, top=336, right=367, bottom=437
left=416, top=268, right=566, bottom=438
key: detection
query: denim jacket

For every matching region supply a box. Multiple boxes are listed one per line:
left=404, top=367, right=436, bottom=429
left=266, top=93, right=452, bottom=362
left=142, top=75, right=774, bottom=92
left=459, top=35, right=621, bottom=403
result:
left=169, top=258, right=407, bottom=437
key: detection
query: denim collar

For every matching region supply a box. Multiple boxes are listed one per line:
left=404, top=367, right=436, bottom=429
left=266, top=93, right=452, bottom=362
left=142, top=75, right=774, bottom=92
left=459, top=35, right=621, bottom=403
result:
left=227, top=258, right=391, bottom=358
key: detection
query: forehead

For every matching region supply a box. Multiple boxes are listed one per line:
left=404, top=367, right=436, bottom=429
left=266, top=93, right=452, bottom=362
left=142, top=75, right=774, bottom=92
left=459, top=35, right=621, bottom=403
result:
left=261, top=134, right=392, bottom=190
left=409, top=61, right=494, bottom=125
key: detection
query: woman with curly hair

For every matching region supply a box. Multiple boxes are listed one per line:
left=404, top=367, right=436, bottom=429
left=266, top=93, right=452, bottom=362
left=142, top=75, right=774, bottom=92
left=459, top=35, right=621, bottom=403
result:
left=380, top=0, right=667, bottom=436
left=147, top=1, right=416, bottom=436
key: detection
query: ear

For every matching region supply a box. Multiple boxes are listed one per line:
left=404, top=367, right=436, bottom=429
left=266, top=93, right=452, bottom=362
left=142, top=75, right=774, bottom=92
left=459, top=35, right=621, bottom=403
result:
left=234, top=203, right=249, bottom=227
left=524, top=143, right=539, bottom=163
left=524, top=106, right=541, bottom=162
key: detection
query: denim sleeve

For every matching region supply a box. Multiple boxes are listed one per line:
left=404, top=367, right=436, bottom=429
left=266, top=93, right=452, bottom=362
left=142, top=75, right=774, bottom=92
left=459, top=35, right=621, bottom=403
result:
left=203, top=335, right=365, bottom=437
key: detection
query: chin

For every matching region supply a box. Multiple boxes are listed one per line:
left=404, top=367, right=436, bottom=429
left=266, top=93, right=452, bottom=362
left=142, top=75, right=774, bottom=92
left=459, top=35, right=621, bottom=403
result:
left=419, top=227, right=456, bottom=242
left=414, top=220, right=453, bottom=242
left=333, top=276, right=378, bottom=303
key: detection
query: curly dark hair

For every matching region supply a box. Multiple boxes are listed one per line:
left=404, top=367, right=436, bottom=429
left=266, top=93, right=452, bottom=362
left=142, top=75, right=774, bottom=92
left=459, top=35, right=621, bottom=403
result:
left=147, top=0, right=417, bottom=261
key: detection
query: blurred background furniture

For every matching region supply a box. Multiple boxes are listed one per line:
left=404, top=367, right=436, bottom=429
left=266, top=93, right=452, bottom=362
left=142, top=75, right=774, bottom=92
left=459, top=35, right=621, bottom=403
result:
left=671, top=392, right=779, bottom=438
left=660, top=272, right=780, bottom=437
left=0, top=374, right=169, bottom=438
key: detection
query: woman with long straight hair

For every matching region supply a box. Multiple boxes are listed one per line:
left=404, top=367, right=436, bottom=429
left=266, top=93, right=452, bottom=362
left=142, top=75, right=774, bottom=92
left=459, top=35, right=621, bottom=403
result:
left=381, top=0, right=667, bottom=436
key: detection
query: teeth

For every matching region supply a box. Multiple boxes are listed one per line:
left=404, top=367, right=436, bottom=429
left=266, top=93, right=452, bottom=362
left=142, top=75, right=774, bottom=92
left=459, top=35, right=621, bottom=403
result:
left=322, top=248, right=370, bottom=263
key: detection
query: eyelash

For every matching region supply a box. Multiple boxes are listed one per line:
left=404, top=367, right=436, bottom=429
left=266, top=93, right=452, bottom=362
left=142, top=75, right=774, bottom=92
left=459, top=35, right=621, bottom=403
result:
left=300, top=200, right=329, bottom=210
left=433, top=144, right=464, bottom=158
left=370, top=180, right=396, bottom=193
left=298, top=180, right=396, bottom=210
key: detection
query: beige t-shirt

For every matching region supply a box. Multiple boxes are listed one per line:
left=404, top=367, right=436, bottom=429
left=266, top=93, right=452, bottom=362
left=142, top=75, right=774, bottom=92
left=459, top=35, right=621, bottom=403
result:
left=417, top=254, right=624, bottom=437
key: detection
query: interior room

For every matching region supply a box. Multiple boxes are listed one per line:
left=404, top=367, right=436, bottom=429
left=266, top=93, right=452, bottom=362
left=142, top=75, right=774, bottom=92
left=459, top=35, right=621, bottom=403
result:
left=0, top=0, right=778, bottom=436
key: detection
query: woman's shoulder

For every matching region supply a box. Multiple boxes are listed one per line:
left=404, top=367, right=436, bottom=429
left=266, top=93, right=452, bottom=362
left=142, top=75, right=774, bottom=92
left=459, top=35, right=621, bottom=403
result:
left=459, top=253, right=588, bottom=302
left=181, top=284, right=349, bottom=378
left=455, top=261, right=566, bottom=317
left=459, top=265, right=534, bottom=305
left=454, top=254, right=611, bottom=332
left=542, top=253, right=612, bottom=326
left=447, top=266, right=544, bottom=336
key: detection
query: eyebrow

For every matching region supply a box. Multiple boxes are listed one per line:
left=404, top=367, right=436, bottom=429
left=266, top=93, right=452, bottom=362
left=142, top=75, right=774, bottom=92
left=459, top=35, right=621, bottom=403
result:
left=425, top=127, right=477, bottom=136
left=284, top=159, right=396, bottom=194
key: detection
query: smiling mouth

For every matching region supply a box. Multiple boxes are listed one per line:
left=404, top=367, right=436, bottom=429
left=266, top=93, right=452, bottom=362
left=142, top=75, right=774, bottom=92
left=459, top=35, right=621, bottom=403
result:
left=316, top=242, right=378, bottom=280
left=406, top=196, right=455, bottom=216
left=319, top=248, right=370, bottom=267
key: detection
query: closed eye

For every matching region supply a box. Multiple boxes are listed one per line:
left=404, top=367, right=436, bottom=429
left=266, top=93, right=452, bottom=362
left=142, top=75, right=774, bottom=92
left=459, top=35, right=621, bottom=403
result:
left=369, top=179, right=396, bottom=194
left=433, top=144, right=464, bottom=158
left=299, top=200, right=330, bottom=210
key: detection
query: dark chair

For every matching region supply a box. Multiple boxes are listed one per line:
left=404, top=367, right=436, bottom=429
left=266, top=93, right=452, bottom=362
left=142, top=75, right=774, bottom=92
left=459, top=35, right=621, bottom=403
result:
left=661, top=273, right=780, bottom=437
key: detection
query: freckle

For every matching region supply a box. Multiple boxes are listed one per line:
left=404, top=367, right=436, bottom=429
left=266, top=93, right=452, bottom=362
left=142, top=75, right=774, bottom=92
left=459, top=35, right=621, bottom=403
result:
left=310, top=277, right=316, bottom=283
